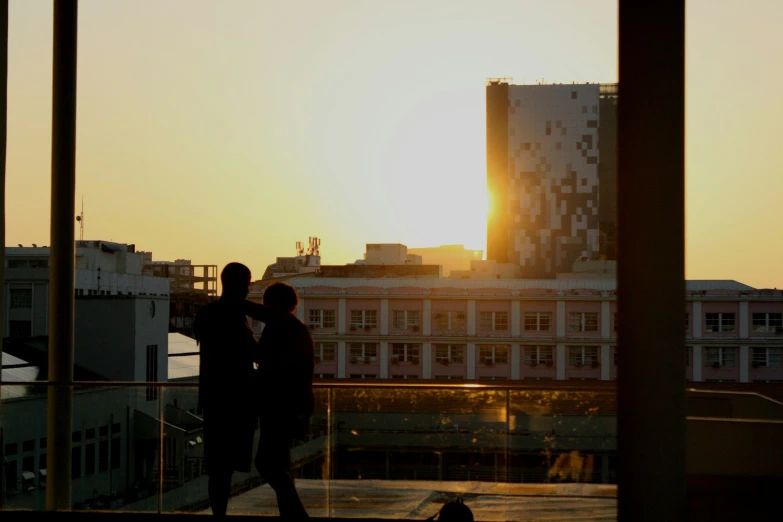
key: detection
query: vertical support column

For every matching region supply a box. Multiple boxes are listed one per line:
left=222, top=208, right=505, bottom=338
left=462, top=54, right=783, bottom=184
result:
left=337, top=341, right=346, bottom=378
left=692, top=301, right=702, bottom=339
left=47, top=0, right=78, bottom=511
left=739, top=301, right=749, bottom=339
left=379, top=341, right=389, bottom=379
left=466, top=343, right=476, bottom=380
left=601, top=301, right=611, bottom=338
left=555, top=344, right=566, bottom=380
left=423, top=299, right=431, bottom=336
left=618, top=2, right=685, bottom=520
left=467, top=300, right=476, bottom=336
left=692, top=346, right=702, bottom=382
left=511, top=344, right=520, bottom=380
left=296, top=298, right=305, bottom=321
left=380, top=298, right=389, bottom=335
left=556, top=300, right=566, bottom=337
left=739, top=345, right=749, bottom=383
left=337, top=298, right=346, bottom=335
left=601, top=345, right=611, bottom=380
left=511, top=301, right=521, bottom=336
left=422, top=342, right=432, bottom=379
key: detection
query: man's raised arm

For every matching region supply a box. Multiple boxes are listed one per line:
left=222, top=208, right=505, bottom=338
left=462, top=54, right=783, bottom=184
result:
left=245, top=300, right=271, bottom=323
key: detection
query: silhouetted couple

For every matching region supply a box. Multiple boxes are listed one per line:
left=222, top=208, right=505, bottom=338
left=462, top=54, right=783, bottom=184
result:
left=194, top=263, right=314, bottom=518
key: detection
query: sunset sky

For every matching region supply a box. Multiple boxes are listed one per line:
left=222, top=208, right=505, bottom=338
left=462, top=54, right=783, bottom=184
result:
left=5, top=1, right=783, bottom=289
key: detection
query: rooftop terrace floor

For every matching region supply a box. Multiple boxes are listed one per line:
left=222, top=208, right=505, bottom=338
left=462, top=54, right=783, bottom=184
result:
left=204, top=479, right=617, bottom=520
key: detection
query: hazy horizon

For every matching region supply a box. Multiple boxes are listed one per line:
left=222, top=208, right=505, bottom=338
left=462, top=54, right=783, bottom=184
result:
left=5, top=0, right=783, bottom=289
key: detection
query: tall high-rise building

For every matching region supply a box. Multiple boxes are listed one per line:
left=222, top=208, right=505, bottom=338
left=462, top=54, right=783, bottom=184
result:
left=486, top=80, right=618, bottom=278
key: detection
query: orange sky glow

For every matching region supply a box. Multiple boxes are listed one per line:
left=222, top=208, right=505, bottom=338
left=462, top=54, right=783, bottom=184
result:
left=5, top=1, right=783, bottom=289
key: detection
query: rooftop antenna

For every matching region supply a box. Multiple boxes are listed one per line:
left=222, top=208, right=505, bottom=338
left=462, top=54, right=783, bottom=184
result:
left=308, top=236, right=321, bottom=256
left=75, top=195, right=84, bottom=241
left=296, top=241, right=304, bottom=256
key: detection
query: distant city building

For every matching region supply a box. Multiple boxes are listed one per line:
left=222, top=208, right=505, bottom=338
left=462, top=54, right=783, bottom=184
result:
left=263, top=276, right=783, bottom=384
left=261, top=237, right=322, bottom=280
left=406, top=245, right=483, bottom=278
left=451, top=260, right=522, bottom=280
left=4, top=241, right=170, bottom=382
left=139, top=252, right=217, bottom=336
left=486, top=80, right=618, bottom=278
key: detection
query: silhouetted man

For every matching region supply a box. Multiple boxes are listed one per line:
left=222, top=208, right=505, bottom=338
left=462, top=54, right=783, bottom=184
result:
left=251, top=282, right=314, bottom=520
left=193, top=262, right=260, bottom=516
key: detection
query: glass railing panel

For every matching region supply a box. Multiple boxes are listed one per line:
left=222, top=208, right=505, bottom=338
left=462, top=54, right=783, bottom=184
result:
left=329, top=385, right=509, bottom=519
left=508, top=389, right=617, bottom=485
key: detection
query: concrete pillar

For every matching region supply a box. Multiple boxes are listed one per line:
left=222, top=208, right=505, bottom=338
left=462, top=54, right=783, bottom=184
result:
left=601, top=345, right=611, bottom=380
left=380, top=298, right=389, bottom=335
left=423, top=299, right=432, bottom=336
left=692, top=346, right=702, bottom=382
left=556, top=344, right=566, bottom=380
left=601, top=301, right=611, bottom=338
left=422, top=342, right=432, bottom=378
left=337, top=298, right=346, bottom=335
left=692, top=301, right=702, bottom=339
left=337, top=341, right=346, bottom=378
left=467, top=343, right=476, bottom=379
left=556, top=300, right=566, bottom=337
left=739, top=301, right=749, bottom=339
left=467, top=300, right=476, bottom=336
left=739, top=345, right=749, bottom=383
left=511, top=344, right=521, bottom=380
left=380, top=341, right=389, bottom=379
left=511, top=301, right=521, bottom=336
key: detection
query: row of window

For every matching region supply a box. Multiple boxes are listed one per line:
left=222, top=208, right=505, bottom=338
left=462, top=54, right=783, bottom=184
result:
left=309, top=308, right=783, bottom=334
left=316, top=342, right=783, bottom=369
left=697, top=347, right=783, bottom=368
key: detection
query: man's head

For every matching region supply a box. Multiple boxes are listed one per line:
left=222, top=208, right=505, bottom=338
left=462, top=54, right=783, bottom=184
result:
left=221, top=262, right=251, bottom=300
left=263, top=282, right=299, bottom=314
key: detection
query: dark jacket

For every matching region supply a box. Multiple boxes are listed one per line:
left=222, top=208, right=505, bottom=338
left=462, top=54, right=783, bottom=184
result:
left=194, top=298, right=257, bottom=412
left=254, top=313, right=315, bottom=439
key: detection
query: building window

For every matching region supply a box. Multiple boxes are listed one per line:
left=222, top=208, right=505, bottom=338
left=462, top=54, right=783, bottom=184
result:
left=315, top=373, right=335, bottom=379
left=434, top=344, right=465, bottom=364
left=478, top=345, right=509, bottom=365
left=391, top=343, right=420, bottom=363
left=685, top=313, right=690, bottom=332
left=392, top=310, right=420, bottom=330
left=350, top=310, right=377, bottom=330
left=71, top=446, right=81, bottom=479
left=349, top=343, right=378, bottom=362
left=478, top=376, right=508, bottom=381
left=523, top=345, right=554, bottom=366
left=524, top=312, right=552, bottom=331
left=434, top=311, right=466, bottom=330
left=9, top=320, right=32, bottom=337
left=614, top=312, right=618, bottom=332
left=348, top=374, right=377, bottom=379
left=85, top=443, right=96, bottom=476
left=391, top=374, right=419, bottom=380
left=479, top=311, right=508, bottom=331
left=314, top=342, right=336, bottom=362
left=704, top=347, right=737, bottom=368
left=567, top=346, right=600, bottom=367
left=705, top=313, right=735, bottom=333
left=308, top=309, right=336, bottom=329
left=686, top=346, right=692, bottom=366
left=111, top=438, right=121, bottom=470
left=99, top=440, right=109, bottom=472
left=146, top=344, right=159, bottom=401
left=434, top=375, right=463, bottom=380
left=752, top=347, right=783, bottom=368
left=752, top=313, right=783, bottom=334
left=10, top=289, right=32, bottom=309
left=568, top=312, right=599, bottom=332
